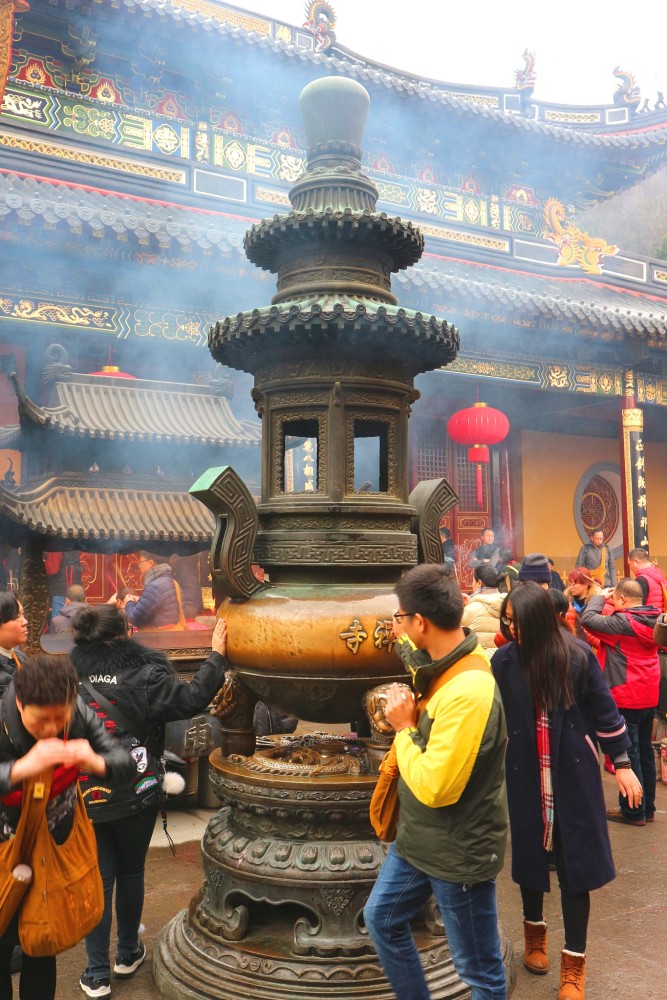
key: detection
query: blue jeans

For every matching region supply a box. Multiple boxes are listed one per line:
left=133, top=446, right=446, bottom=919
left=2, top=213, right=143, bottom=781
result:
left=50, top=595, right=66, bottom=621
left=618, top=707, right=656, bottom=821
left=85, top=806, right=158, bottom=979
left=364, top=844, right=506, bottom=1000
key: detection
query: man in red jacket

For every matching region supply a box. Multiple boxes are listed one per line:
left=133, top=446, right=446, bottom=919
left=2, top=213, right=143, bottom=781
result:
left=581, top=578, right=660, bottom=826
left=627, top=548, right=667, bottom=611
left=628, top=548, right=667, bottom=728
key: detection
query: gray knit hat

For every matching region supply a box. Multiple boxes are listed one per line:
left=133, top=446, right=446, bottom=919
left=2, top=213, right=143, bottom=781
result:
left=518, top=553, right=552, bottom=584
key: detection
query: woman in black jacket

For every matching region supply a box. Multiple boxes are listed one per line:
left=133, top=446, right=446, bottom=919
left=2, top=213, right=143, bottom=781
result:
left=0, top=653, right=134, bottom=1000
left=70, top=604, right=228, bottom=999
left=491, top=583, right=641, bottom=1000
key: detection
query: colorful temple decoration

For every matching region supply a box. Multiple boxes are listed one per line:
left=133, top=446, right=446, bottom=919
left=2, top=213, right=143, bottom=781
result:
left=0, top=0, right=666, bottom=579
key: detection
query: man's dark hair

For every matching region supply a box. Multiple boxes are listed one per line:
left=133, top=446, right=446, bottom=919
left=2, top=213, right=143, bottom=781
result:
left=628, top=547, right=649, bottom=562
left=474, top=564, right=500, bottom=588
left=481, top=526, right=494, bottom=535
left=72, top=604, right=127, bottom=645
left=440, top=527, right=451, bottom=540
left=615, top=578, right=643, bottom=603
left=66, top=584, right=86, bottom=603
left=14, top=654, right=78, bottom=707
left=0, top=592, right=20, bottom=626
left=395, top=564, right=464, bottom=631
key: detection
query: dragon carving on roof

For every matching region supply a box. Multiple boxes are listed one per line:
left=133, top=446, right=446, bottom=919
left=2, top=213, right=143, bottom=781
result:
left=514, top=50, right=536, bottom=92
left=303, top=2, right=336, bottom=52
left=613, top=67, right=641, bottom=108
left=543, top=198, right=618, bottom=276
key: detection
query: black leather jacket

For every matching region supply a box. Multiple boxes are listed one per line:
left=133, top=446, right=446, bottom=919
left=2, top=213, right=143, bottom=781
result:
left=70, top=637, right=227, bottom=823
left=0, top=649, right=27, bottom=698
left=0, top=686, right=135, bottom=843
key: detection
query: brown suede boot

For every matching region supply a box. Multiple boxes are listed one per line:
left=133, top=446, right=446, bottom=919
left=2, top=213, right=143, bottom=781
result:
left=523, top=919, right=548, bottom=974
left=558, top=949, right=586, bottom=999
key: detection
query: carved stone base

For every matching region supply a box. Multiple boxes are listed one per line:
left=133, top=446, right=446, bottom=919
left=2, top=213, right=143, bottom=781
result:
left=154, top=906, right=515, bottom=999
left=154, top=744, right=516, bottom=998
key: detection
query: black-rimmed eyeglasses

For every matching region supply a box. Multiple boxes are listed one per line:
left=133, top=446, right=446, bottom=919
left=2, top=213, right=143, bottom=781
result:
left=392, top=611, right=415, bottom=622
left=501, top=616, right=514, bottom=627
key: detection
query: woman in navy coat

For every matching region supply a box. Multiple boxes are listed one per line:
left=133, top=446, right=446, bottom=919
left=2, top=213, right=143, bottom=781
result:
left=491, top=583, right=641, bottom=1000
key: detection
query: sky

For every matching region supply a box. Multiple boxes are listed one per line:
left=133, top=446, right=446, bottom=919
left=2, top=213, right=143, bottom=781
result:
left=238, top=0, right=665, bottom=107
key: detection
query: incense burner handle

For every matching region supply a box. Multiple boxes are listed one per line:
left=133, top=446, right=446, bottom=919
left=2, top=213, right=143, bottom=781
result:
left=190, top=466, right=265, bottom=600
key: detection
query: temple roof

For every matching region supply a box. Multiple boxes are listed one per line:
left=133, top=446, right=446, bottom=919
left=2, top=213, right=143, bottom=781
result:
left=0, top=475, right=215, bottom=547
left=398, top=257, right=667, bottom=345
left=113, top=1, right=667, bottom=151
left=10, top=372, right=261, bottom=447
left=0, top=173, right=248, bottom=258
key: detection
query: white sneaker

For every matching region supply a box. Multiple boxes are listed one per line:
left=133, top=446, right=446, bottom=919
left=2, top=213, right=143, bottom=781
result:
left=113, top=941, right=146, bottom=978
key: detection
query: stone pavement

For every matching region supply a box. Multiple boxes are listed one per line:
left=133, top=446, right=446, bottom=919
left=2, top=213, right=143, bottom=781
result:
left=51, top=771, right=667, bottom=1000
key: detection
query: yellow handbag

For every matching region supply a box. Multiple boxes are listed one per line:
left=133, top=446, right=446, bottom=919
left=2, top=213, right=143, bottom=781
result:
left=18, top=770, right=104, bottom=957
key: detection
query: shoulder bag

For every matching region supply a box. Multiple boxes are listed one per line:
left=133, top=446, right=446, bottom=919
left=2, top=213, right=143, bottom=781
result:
left=0, top=775, right=48, bottom=938
left=0, top=769, right=103, bottom=956
left=18, top=768, right=103, bottom=957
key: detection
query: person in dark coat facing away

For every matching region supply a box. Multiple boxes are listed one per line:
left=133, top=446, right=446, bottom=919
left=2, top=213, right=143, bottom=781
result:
left=70, top=604, right=229, bottom=998
left=117, top=552, right=181, bottom=629
left=48, top=584, right=88, bottom=634
left=491, top=583, right=641, bottom=1000
left=0, top=593, right=28, bottom=695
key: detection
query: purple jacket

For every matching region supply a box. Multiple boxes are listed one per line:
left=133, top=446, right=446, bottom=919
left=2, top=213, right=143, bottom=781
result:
left=125, top=564, right=180, bottom=629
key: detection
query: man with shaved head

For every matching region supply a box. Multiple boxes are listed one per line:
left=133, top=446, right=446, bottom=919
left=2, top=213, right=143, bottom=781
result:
left=581, top=578, right=660, bottom=826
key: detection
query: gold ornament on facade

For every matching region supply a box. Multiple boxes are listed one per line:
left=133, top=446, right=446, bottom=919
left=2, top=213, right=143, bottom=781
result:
left=621, top=408, right=643, bottom=429
left=543, top=198, right=618, bottom=275
left=546, top=365, right=569, bottom=388
left=152, top=123, right=180, bottom=155
left=0, top=131, right=185, bottom=182
left=1, top=91, right=44, bottom=119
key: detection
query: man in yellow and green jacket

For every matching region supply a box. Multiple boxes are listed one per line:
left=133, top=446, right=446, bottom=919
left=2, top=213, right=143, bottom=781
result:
left=364, top=564, right=508, bottom=1000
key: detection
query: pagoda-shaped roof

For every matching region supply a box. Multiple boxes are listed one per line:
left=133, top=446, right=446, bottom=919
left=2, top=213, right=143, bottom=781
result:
left=0, top=474, right=215, bottom=549
left=8, top=372, right=261, bottom=447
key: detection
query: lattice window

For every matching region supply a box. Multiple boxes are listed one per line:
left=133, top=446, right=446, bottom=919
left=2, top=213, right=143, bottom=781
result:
left=455, top=444, right=486, bottom=510
left=416, top=422, right=447, bottom=482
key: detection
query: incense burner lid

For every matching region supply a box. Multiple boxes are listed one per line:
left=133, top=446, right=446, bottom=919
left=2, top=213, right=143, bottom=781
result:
left=244, top=209, right=424, bottom=274
left=209, top=297, right=459, bottom=375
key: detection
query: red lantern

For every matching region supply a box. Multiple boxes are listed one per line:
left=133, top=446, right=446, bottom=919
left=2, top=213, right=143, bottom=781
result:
left=447, top=401, right=510, bottom=507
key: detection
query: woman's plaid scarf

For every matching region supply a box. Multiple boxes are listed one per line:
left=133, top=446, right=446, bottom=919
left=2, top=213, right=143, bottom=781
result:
left=536, top=707, right=553, bottom=851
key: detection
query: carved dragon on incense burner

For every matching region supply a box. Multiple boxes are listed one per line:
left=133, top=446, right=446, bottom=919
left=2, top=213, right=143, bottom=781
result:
left=229, top=736, right=370, bottom=776
left=543, top=198, right=618, bottom=276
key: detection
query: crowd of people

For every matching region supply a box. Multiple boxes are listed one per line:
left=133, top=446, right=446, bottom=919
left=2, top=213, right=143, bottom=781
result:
left=0, top=527, right=665, bottom=1000
left=367, top=531, right=666, bottom=1000
left=41, top=550, right=213, bottom=636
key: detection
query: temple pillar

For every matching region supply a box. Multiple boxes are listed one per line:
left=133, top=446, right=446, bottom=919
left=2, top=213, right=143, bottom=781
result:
left=0, top=1, right=29, bottom=105
left=498, top=443, right=515, bottom=557
left=619, top=370, right=649, bottom=570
